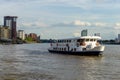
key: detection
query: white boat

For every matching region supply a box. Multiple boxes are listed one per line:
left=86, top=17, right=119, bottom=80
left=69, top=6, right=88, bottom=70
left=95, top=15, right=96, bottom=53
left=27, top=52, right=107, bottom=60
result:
left=48, top=36, right=105, bottom=56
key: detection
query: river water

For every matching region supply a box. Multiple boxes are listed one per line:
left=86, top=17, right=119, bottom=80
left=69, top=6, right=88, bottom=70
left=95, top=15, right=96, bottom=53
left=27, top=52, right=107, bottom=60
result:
left=0, top=43, right=120, bottom=80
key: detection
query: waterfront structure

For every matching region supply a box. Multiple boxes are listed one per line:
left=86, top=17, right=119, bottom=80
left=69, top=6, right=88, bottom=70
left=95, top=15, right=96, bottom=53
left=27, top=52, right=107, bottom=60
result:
left=37, top=35, right=40, bottom=42
left=48, top=36, right=105, bottom=56
left=4, top=16, right=17, bottom=40
left=17, top=30, right=25, bottom=40
left=118, top=34, right=120, bottom=42
left=25, top=34, right=28, bottom=38
left=81, top=29, right=87, bottom=36
left=0, top=25, right=12, bottom=43
left=29, top=33, right=37, bottom=41
left=0, top=26, right=11, bottom=39
left=115, top=34, right=120, bottom=43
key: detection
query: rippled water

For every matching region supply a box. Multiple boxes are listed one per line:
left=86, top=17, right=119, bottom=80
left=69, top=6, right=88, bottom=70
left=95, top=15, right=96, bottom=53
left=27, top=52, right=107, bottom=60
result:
left=0, top=43, right=120, bottom=80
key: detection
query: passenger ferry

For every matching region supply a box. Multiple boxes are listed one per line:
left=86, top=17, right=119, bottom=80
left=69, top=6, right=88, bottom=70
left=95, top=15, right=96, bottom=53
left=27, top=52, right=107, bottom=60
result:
left=48, top=36, right=105, bottom=56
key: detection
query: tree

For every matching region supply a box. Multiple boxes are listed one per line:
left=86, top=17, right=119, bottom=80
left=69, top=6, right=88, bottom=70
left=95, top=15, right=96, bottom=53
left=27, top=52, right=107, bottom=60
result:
left=25, top=37, right=33, bottom=42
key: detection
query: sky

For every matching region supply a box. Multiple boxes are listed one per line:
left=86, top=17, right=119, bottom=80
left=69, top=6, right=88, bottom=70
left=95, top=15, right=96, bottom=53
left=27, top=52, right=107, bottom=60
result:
left=0, top=0, right=120, bottom=39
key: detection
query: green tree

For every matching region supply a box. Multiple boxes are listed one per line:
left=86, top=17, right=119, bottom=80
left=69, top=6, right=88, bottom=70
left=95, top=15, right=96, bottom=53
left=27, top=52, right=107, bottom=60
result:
left=25, top=37, right=33, bottom=42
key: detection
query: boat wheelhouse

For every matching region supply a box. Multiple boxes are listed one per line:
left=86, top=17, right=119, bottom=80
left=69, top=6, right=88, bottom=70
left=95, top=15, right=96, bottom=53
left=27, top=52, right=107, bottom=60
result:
left=48, top=36, right=105, bottom=56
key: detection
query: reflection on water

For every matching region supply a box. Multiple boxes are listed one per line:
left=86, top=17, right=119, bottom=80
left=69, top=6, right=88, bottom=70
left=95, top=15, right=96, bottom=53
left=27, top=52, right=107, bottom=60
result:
left=0, top=44, right=120, bottom=80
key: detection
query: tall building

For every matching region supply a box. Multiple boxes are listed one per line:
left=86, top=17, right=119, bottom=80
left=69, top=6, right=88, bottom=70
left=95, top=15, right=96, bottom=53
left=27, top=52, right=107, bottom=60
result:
left=37, top=35, right=40, bottom=43
left=17, top=30, right=25, bottom=40
left=4, top=16, right=17, bottom=40
left=118, top=34, right=120, bottom=42
left=81, top=29, right=87, bottom=36
left=115, top=34, right=120, bottom=43
left=0, top=26, right=11, bottom=39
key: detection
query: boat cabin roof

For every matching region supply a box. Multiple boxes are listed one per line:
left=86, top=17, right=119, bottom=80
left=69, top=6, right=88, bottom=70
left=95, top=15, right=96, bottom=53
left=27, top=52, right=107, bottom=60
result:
left=57, top=36, right=101, bottom=41
left=54, top=36, right=101, bottom=43
left=80, top=36, right=101, bottom=39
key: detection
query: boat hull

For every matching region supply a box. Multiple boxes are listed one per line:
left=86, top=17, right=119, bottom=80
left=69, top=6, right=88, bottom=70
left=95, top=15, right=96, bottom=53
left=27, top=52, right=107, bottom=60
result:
left=48, top=49, right=103, bottom=56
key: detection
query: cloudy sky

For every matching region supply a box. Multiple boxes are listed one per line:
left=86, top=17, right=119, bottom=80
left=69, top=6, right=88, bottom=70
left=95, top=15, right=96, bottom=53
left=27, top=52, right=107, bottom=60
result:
left=0, top=0, right=120, bottom=39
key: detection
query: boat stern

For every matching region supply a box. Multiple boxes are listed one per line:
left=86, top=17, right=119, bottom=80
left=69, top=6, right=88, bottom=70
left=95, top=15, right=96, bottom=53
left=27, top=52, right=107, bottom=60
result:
left=91, top=45, right=105, bottom=52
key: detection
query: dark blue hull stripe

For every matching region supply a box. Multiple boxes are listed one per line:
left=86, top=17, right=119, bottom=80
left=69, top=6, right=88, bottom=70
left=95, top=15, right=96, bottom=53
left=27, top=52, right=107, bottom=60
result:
left=48, top=50, right=103, bottom=56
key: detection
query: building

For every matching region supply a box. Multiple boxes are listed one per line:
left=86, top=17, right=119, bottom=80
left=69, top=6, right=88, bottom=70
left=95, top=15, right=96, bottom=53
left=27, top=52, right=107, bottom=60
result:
left=29, top=33, right=37, bottom=41
left=115, top=34, right=120, bottom=43
left=0, top=26, right=11, bottom=39
left=117, top=34, right=120, bottom=43
left=17, top=30, right=25, bottom=40
left=37, top=35, right=40, bottom=43
left=81, top=29, right=87, bottom=36
left=25, top=34, right=28, bottom=38
left=4, top=16, right=17, bottom=40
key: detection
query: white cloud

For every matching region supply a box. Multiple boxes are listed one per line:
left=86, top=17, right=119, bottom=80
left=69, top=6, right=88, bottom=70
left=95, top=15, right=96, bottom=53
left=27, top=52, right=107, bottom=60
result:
left=115, top=23, right=120, bottom=26
left=94, top=22, right=107, bottom=27
left=21, top=21, right=49, bottom=28
left=73, top=20, right=91, bottom=26
left=73, top=32, right=81, bottom=37
left=53, top=20, right=109, bottom=27
left=114, top=23, right=120, bottom=29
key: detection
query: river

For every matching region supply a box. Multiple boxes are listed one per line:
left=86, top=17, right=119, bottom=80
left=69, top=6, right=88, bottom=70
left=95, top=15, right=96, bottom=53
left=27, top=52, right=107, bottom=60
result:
left=0, top=43, right=120, bottom=80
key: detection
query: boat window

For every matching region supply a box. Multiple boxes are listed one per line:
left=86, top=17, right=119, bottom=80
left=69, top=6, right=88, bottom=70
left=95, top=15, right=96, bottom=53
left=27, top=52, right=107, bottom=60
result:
left=54, top=40, right=57, bottom=43
left=69, top=40, right=71, bottom=42
left=56, top=40, right=58, bottom=43
left=68, top=40, right=70, bottom=42
left=85, top=39, right=89, bottom=42
left=64, top=48, right=66, bottom=51
left=63, top=40, right=65, bottom=43
left=67, top=40, right=69, bottom=43
left=80, top=39, right=85, bottom=42
left=60, top=40, right=62, bottom=43
left=94, top=39, right=97, bottom=41
left=77, top=39, right=84, bottom=42
left=90, top=39, right=94, bottom=41
left=71, top=40, right=74, bottom=42
left=64, top=40, right=66, bottom=43
left=74, top=48, right=76, bottom=51
left=77, top=39, right=80, bottom=42
left=60, top=40, right=61, bottom=43
left=55, top=40, right=57, bottom=43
